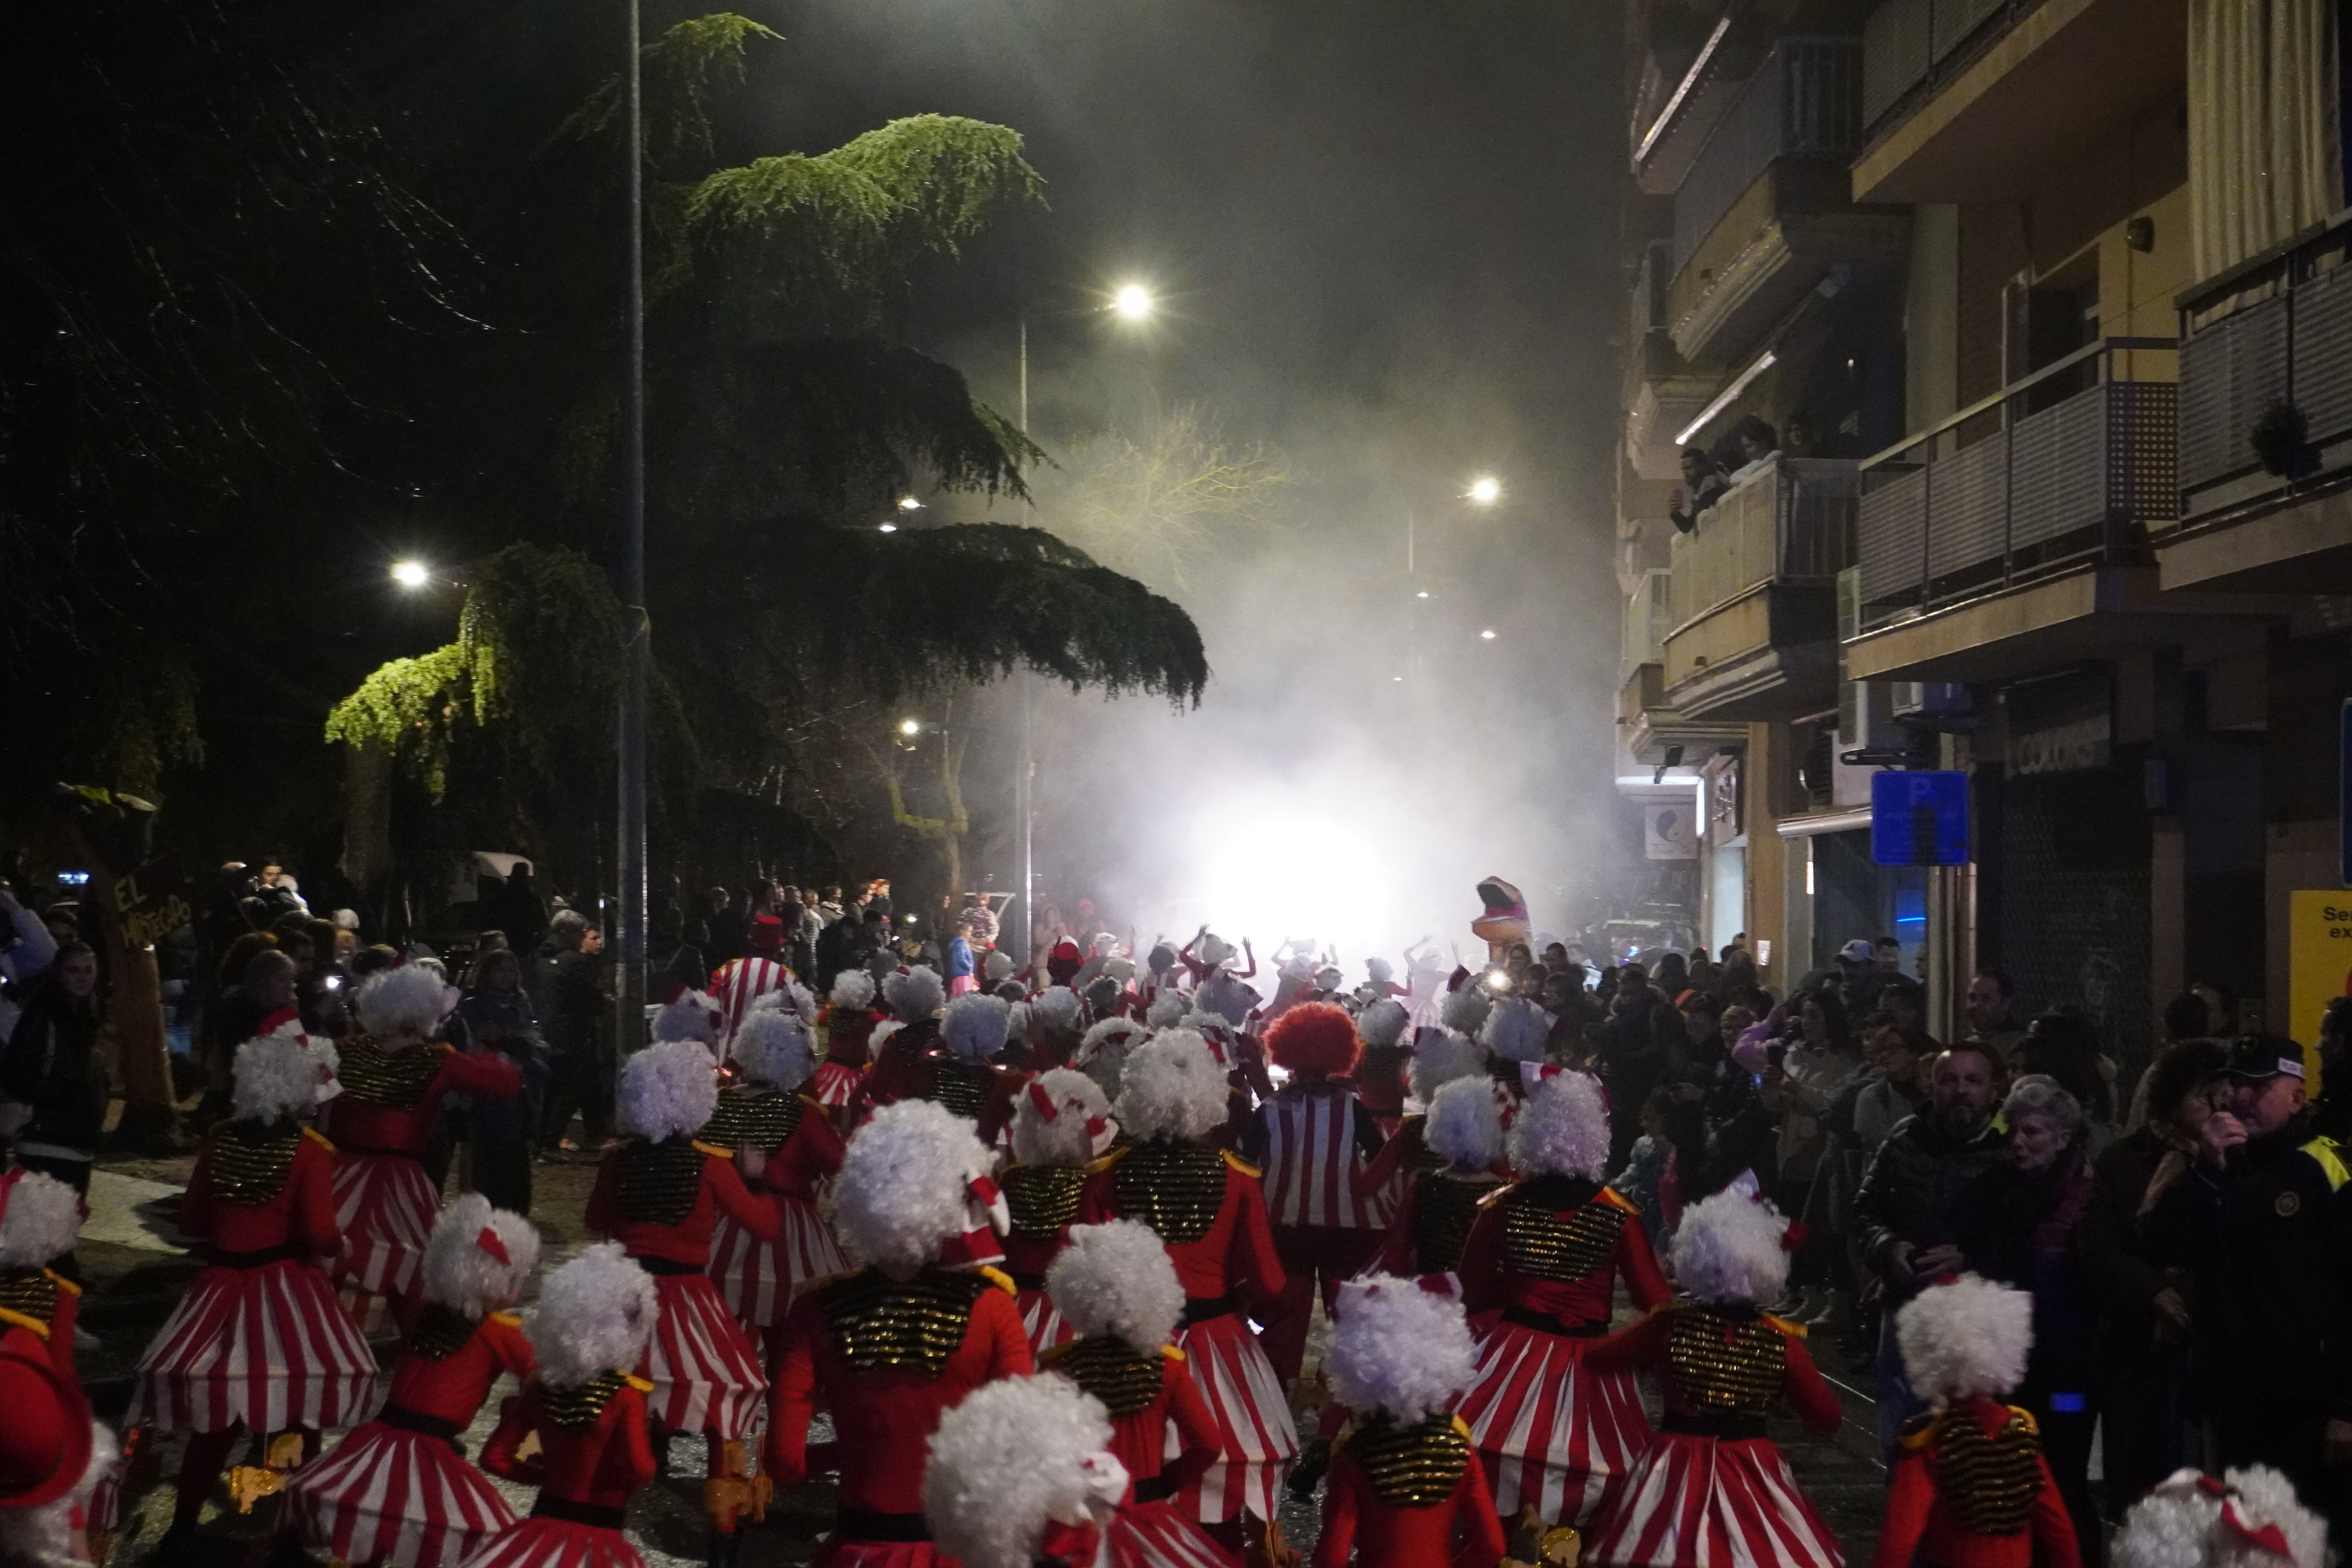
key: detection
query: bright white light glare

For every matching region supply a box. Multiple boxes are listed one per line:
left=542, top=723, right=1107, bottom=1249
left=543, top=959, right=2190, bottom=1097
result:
left=1393, top=675, right=1404, bottom=682
left=1483, top=968, right=1513, bottom=991
left=1179, top=798, right=1391, bottom=958
left=1416, top=591, right=1430, bottom=599
left=1112, top=283, right=1156, bottom=321
left=390, top=560, right=430, bottom=589
left=898, top=719, right=921, bottom=736
left=1480, top=628, right=1498, bottom=640
left=877, top=522, right=898, bottom=534
left=1675, top=350, right=1779, bottom=446
left=1466, top=476, right=1503, bottom=505
left=898, top=496, right=924, bottom=511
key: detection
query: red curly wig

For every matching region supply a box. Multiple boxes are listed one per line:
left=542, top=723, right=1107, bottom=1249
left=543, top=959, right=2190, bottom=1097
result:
left=1264, top=1001, right=1362, bottom=1079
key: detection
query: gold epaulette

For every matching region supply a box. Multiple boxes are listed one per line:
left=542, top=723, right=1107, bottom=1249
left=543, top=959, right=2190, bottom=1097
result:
left=1599, top=1186, right=1641, bottom=1216
left=1161, top=1344, right=1188, bottom=1363
left=978, top=1265, right=1018, bottom=1296
left=302, top=1127, right=336, bottom=1151
left=45, top=1270, right=82, bottom=1298
left=490, top=1311, right=523, bottom=1327
left=1476, top=1181, right=1517, bottom=1209
left=2007, top=1404, right=2040, bottom=1436
left=624, top=1373, right=656, bottom=1392
left=1221, top=1150, right=1262, bottom=1178
left=1762, top=1313, right=1808, bottom=1338
left=1088, top=1145, right=1132, bottom=1173
left=1897, top=1412, right=1938, bottom=1451
left=0, top=1307, right=49, bottom=1341
left=691, top=1140, right=732, bottom=1160
left=1451, top=1415, right=1474, bottom=1442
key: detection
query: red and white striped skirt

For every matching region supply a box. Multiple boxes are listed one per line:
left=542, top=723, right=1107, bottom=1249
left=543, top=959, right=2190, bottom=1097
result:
left=711, top=1196, right=846, bottom=1329
left=1103, top=1502, right=1240, bottom=1566
left=1017, top=1288, right=1076, bottom=1356
left=289, top=1421, right=519, bottom=1568
left=639, top=1273, right=766, bottom=1437
left=334, top=1152, right=441, bottom=1300
left=1581, top=1432, right=1842, bottom=1568
left=127, top=1258, right=379, bottom=1434
left=1164, top=1310, right=1298, bottom=1526
left=1455, top=1320, right=1650, bottom=1527
left=811, top=1062, right=864, bottom=1109
left=458, top=1515, right=643, bottom=1568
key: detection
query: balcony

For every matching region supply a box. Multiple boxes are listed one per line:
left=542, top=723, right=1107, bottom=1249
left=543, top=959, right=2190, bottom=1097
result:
left=1658, top=457, right=1862, bottom=720
left=1621, top=570, right=1745, bottom=766
left=1852, top=0, right=2187, bottom=205
left=1666, top=39, right=1909, bottom=366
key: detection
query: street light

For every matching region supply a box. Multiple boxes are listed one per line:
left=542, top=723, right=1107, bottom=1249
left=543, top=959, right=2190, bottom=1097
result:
left=898, top=496, right=924, bottom=512
left=1466, top=475, right=1503, bottom=506
left=877, top=522, right=899, bottom=534
left=1111, top=283, right=1156, bottom=323
left=1480, top=629, right=1498, bottom=640
left=390, top=560, right=432, bottom=590
left=899, top=718, right=922, bottom=737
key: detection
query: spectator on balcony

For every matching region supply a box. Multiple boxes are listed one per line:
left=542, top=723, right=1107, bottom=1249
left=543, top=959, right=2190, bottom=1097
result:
left=1726, top=414, right=1782, bottom=483
left=1669, top=445, right=1729, bottom=534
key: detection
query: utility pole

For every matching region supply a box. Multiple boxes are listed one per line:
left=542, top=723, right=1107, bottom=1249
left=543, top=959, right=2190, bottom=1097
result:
left=1014, top=311, right=1036, bottom=966
left=616, top=0, right=650, bottom=1053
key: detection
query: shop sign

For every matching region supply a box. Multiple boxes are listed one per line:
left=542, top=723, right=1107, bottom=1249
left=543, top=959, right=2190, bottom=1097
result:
left=2285, top=889, right=2352, bottom=1087
left=2005, top=671, right=2112, bottom=777
left=1644, top=802, right=1698, bottom=860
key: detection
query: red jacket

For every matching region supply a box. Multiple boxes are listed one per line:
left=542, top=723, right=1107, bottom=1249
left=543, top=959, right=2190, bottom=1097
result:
left=1875, top=1397, right=2080, bottom=1568
left=586, top=1140, right=782, bottom=1268
left=1455, top=1178, right=1668, bottom=1329
left=381, top=1308, right=537, bottom=1428
left=0, top=1269, right=81, bottom=1382
left=180, top=1123, right=343, bottom=1258
left=323, top=1043, right=521, bottom=1156
left=1312, top=1415, right=1506, bottom=1568
left=1078, top=1145, right=1287, bottom=1303
left=754, top=1097, right=846, bottom=1201
left=482, top=1375, right=657, bottom=1512
left=1584, top=1307, right=1842, bottom=1432
left=1040, top=1340, right=1220, bottom=1502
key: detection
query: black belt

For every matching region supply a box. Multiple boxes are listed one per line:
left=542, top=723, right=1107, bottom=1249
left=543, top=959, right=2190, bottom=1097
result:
left=211, top=1241, right=307, bottom=1270
left=532, top=1495, right=627, bottom=1530
left=1501, top=1309, right=1607, bottom=1337
left=833, top=1508, right=931, bottom=1543
left=628, top=1255, right=704, bottom=1277
left=1133, top=1475, right=1172, bottom=1503
left=1663, top=1412, right=1769, bottom=1440
left=377, top=1405, right=463, bottom=1443
left=1183, top=1294, right=1237, bottom=1326
left=1007, top=1270, right=1049, bottom=1293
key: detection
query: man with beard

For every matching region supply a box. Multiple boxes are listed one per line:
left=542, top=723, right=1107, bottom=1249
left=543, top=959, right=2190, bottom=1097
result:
left=1851, top=1041, right=2008, bottom=1456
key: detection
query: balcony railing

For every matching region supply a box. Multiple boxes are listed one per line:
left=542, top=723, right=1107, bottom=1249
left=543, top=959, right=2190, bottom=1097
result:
left=1672, top=39, right=1863, bottom=277
left=1854, top=338, right=2177, bottom=632
left=2176, top=212, right=2352, bottom=519
left=1666, top=458, right=1864, bottom=630
left=1622, top=568, right=1673, bottom=679
left=1861, top=0, right=2016, bottom=129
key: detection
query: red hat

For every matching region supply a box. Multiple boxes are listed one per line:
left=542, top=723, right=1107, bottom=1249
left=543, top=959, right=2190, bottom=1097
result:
left=0, top=1324, right=93, bottom=1510
left=749, top=914, right=784, bottom=951
left=1265, top=1001, right=1361, bottom=1079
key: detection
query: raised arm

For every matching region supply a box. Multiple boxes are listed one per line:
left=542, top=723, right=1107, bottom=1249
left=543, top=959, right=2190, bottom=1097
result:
left=1612, top=1200, right=1671, bottom=1310
left=1778, top=1334, right=1844, bottom=1434
left=704, top=1151, right=784, bottom=1241
left=1582, top=1306, right=1670, bottom=1373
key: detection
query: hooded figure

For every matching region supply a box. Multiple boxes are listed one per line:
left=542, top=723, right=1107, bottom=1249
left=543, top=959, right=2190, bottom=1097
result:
left=1579, top=1187, right=1843, bottom=1568
left=702, top=1005, right=848, bottom=1331
left=289, top=1195, right=542, bottom=1568
left=1080, top=1031, right=1297, bottom=1531
left=473, top=1245, right=662, bottom=1568
left=1003, top=1069, right=1121, bottom=1352
left=1372, top=1076, right=1508, bottom=1283
left=1452, top=1070, right=1671, bottom=1527
left=812, top=969, right=884, bottom=1115
left=768, top=1100, right=1034, bottom=1566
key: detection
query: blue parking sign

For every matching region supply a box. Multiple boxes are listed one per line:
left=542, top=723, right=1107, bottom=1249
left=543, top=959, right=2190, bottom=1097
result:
left=1871, top=771, right=1970, bottom=867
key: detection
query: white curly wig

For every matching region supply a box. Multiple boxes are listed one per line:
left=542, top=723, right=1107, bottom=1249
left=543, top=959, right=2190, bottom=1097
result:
left=1028, top=986, right=1083, bottom=1040
left=531, top=1242, right=658, bottom=1387
left=1366, top=956, right=1395, bottom=986
left=1197, top=933, right=1235, bottom=967
left=1046, top=1221, right=1183, bottom=1354
left=1011, top=1068, right=1113, bottom=1168
left=830, top=970, right=878, bottom=1010
left=941, top=993, right=1014, bottom=1063
left=2117, top=1466, right=2330, bottom=1568
left=1896, top=1273, right=2033, bottom=1403
left=751, top=977, right=817, bottom=1022
left=1356, top=998, right=1410, bottom=1049
left=830, top=1100, right=993, bottom=1276
left=1075, top=1018, right=1143, bottom=1101
left=1670, top=1189, right=1791, bottom=1307
left=1408, top=1028, right=1487, bottom=1103
left=1441, top=983, right=1492, bottom=1037
left=1113, top=1030, right=1230, bottom=1144
left=1196, top=970, right=1256, bottom=1025
left=732, top=1007, right=816, bottom=1092
left=1423, top=1078, right=1505, bottom=1171
left=652, top=989, right=724, bottom=1050
left=1479, top=996, right=1554, bottom=1064
left=421, top=1192, right=541, bottom=1319
left=984, top=949, right=1015, bottom=983
left=1143, top=993, right=1187, bottom=1029
left=1507, top=1070, right=1609, bottom=1181
left=884, top=966, right=946, bottom=1022
left=617, top=1038, right=720, bottom=1142
left=353, top=964, right=456, bottom=1041
left=0, top=1171, right=81, bottom=1269
left=925, top=1375, right=1123, bottom=1568
left=1327, top=1274, right=1478, bottom=1425
left=234, top=1027, right=330, bottom=1123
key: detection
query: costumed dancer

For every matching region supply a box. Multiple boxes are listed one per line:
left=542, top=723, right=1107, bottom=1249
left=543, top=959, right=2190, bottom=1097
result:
left=926, top=1372, right=1236, bottom=1568
left=1004, top=1068, right=1122, bottom=1352
left=1579, top=1187, right=1842, bottom=1568
left=1042, top=1221, right=1221, bottom=1507
left=1076, top=1018, right=1147, bottom=1107
left=129, top=1024, right=377, bottom=1559
left=1875, top=1275, right=2079, bottom=1568
left=850, top=967, right=948, bottom=1118
left=290, top=1195, right=541, bottom=1568
left=704, top=1005, right=847, bottom=1335
left=1180, top=1010, right=1275, bottom=1141
left=1453, top=1070, right=1669, bottom=1529
left=1477, top=996, right=1553, bottom=1109
left=584, top=1039, right=780, bottom=1510
left=1372, top=1076, right=1508, bottom=1287
left=936, top=993, right=1022, bottom=1143
left=767, top=1100, right=1034, bottom=1566
left=1312, top=1274, right=1503, bottom=1568
left=2112, top=1466, right=2325, bottom=1568
left=1024, top=987, right=1087, bottom=1071
left=0, top=1171, right=86, bottom=1380
left=466, top=1244, right=661, bottom=1568
left=813, top=971, right=884, bottom=1120
left=328, top=966, right=523, bottom=1329
left=1351, top=1027, right=1488, bottom=1219
left=1137, top=944, right=1185, bottom=1022
left=0, top=1305, right=110, bottom=1568
left=710, top=914, right=794, bottom=1048
left=1352, top=1000, right=1412, bottom=1134
left=1081, top=1030, right=1298, bottom=1538
left=1243, top=1002, right=1389, bottom=1388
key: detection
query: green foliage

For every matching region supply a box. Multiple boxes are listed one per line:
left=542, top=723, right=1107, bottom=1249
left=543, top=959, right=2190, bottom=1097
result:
left=1028, top=403, right=1292, bottom=591
left=567, top=14, right=784, bottom=167
left=323, top=644, right=486, bottom=800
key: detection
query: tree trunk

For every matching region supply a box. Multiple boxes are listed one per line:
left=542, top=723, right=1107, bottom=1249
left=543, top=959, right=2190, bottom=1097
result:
left=75, top=858, right=180, bottom=1153
left=340, top=738, right=394, bottom=899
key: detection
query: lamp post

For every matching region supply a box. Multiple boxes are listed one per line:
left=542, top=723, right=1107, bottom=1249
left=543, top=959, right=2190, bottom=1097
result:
left=1014, top=310, right=1034, bottom=967
left=616, top=0, right=650, bottom=1052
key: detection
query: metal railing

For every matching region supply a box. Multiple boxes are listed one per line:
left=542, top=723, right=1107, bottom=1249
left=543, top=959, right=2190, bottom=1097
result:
left=1673, top=39, right=1863, bottom=276
left=1622, top=568, right=1673, bottom=679
left=1861, top=0, right=2020, bottom=129
left=1666, top=458, right=1864, bottom=630
left=1854, top=338, right=2178, bottom=632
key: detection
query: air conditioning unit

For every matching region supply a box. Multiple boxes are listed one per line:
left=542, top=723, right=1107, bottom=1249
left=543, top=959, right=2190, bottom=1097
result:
left=1890, top=681, right=1971, bottom=720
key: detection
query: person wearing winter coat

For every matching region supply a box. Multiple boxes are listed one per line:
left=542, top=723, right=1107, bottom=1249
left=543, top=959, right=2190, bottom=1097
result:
left=0, top=944, right=105, bottom=1194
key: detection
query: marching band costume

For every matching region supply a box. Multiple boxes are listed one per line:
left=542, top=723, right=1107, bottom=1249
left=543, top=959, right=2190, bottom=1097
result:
left=1580, top=1189, right=1843, bottom=1568
left=1351, top=1000, right=1412, bottom=1134
left=1042, top=1221, right=1221, bottom=1506
left=327, top=968, right=522, bottom=1326
left=849, top=968, right=950, bottom=1120
left=0, top=1305, right=107, bottom=1568
left=1024, top=987, right=1088, bottom=1072
left=1075, top=1018, right=1147, bottom=1108
left=290, top=1196, right=541, bottom=1568
left=1876, top=1276, right=2080, bottom=1568
left=933, top=993, right=1023, bottom=1144
left=708, top=915, right=795, bottom=1052
left=813, top=971, right=884, bottom=1117
left=702, top=1005, right=846, bottom=1332
left=468, top=1244, right=662, bottom=1568
left=1475, top=996, right=1551, bottom=1111
left=1312, top=1274, right=1504, bottom=1568
left=1372, top=1076, right=1507, bottom=1287
left=1352, top=1028, right=1487, bottom=1210
left=1004, top=1068, right=1120, bottom=1352
left=1454, top=1070, right=1670, bottom=1528
left=1082, top=1030, right=1298, bottom=1531
left=768, top=1099, right=1034, bottom=1566
left=0, top=1170, right=87, bottom=1381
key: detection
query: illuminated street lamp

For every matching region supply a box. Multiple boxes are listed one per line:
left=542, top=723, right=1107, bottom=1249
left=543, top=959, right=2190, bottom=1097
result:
left=1480, top=628, right=1498, bottom=640
left=898, top=496, right=924, bottom=512
left=390, top=560, right=432, bottom=589
left=877, top=522, right=898, bottom=534
left=1466, top=475, right=1503, bottom=506
left=1111, top=283, right=1156, bottom=323
left=899, top=718, right=922, bottom=737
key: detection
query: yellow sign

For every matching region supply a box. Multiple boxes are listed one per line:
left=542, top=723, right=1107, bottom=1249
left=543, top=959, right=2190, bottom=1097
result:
left=2286, top=891, right=2352, bottom=1086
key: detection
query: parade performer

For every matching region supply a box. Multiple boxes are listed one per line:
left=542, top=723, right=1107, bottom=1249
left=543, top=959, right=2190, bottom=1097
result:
left=1441, top=978, right=1493, bottom=1046
left=926, top=1372, right=1236, bottom=1568
left=710, top=915, right=795, bottom=1053
left=1373, top=1077, right=1507, bottom=1285
left=813, top=970, right=884, bottom=1118
left=1243, top=1003, right=1389, bottom=1387
left=1025, top=986, right=1087, bottom=1070
left=584, top=1039, right=779, bottom=1494
left=328, top=966, right=523, bottom=1328
left=1312, top=1274, right=1502, bottom=1568
left=1042, top=1221, right=1221, bottom=1506
left=1004, top=1068, right=1121, bottom=1352
left=0, top=1305, right=107, bottom=1568
left=469, top=1243, right=661, bottom=1568
left=1180, top=1010, right=1275, bottom=1139
left=937, top=992, right=1022, bottom=1142
left=1082, top=1029, right=1297, bottom=1537
left=1359, top=955, right=1407, bottom=1004
left=1875, top=1274, right=2078, bottom=1568
left=851, top=967, right=949, bottom=1117
left=2113, top=1466, right=2325, bottom=1568
left=1137, top=943, right=1185, bottom=1021
left=1579, top=1187, right=1842, bottom=1568
left=1076, top=1017, right=1147, bottom=1105
left=0, top=1170, right=86, bottom=1379
left=701, top=1004, right=846, bottom=1336
left=767, top=1100, right=1034, bottom=1565
left=290, top=1195, right=541, bottom=1568
left=1352, top=999, right=1412, bottom=1132
left=131, top=1024, right=377, bottom=1557
left=1352, top=1027, right=1487, bottom=1210
left=1453, top=1070, right=1668, bottom=1528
